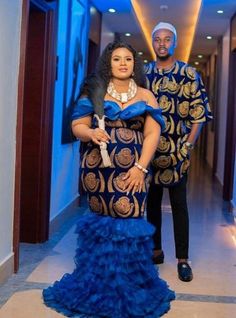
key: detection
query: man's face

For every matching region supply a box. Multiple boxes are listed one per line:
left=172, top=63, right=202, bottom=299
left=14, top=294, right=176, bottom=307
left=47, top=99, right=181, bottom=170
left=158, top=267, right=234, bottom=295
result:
left=152, top=29, right=176, bottom=60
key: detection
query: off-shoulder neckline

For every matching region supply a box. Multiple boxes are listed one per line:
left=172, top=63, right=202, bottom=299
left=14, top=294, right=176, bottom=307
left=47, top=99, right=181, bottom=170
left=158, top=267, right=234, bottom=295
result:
left=104, top=99, right=147, bottom=111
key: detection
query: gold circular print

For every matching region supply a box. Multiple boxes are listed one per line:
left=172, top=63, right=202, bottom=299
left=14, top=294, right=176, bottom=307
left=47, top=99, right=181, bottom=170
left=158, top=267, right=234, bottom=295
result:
left=157, top=136, right=171, bottom=153
left=113, top=172, right=126, bottom=192
left=113, top=197, right=134, bottom=216
left=159, top=95, right=171, bottom=112
left=84, top=172, right=100, bottom=192
left=89, top=196, right=101, bottom=212
left=167, top=81, right=179, bottom=94
left=116, top=128, right=135, bottom=143
left=178, top=101, right=189, bottom=118
left=86, top=148, right=101, bottom=168
left=189, top=105, right=205, bottom=120
left=153, top=155, right=171, bottom=169
left=159, top=169, right=174, bottom=184
left=115, top=148, right=134, bottom=167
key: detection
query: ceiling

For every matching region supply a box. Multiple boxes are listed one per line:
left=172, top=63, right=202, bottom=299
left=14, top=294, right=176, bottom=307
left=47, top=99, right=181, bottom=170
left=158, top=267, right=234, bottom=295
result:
left=91, top=0, right=236, bottom=69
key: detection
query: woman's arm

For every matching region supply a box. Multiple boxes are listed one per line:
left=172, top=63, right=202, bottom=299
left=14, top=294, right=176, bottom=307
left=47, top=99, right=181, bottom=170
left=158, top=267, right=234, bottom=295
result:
left=72, top=116, right=110, bottom=145
left=139, top=89, right=161, bottom=167
left=123, top=89, right=161, bottom=194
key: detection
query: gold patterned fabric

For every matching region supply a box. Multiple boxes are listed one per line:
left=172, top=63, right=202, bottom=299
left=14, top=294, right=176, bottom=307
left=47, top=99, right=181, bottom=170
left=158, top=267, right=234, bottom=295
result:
left=145, top=61, right=212, bottom=186
left=81, top=116, right=151, bottom=218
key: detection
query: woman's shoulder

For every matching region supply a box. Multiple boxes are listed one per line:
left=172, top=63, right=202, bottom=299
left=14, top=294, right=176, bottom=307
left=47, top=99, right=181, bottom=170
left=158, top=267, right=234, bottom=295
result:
left=137, top=87, right=157, bottom=108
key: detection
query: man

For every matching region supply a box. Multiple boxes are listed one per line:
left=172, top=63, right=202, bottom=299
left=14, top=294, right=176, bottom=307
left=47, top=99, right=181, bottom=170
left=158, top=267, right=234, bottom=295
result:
left=145, top=22, right=212, bottom=282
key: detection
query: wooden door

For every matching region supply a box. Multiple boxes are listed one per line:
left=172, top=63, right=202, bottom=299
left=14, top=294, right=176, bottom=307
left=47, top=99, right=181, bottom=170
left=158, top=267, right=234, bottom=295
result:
left=13, top=0, right=58, bottom=271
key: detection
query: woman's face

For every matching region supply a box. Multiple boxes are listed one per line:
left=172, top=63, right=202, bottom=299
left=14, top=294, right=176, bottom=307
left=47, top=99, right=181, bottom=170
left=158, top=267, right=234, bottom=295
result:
left=110, top=47, right=134, bottom=80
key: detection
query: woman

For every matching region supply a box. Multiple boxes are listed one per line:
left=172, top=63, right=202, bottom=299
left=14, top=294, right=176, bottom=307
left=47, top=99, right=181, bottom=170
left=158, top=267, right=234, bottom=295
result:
left=43, top=40, right=175, bottom=317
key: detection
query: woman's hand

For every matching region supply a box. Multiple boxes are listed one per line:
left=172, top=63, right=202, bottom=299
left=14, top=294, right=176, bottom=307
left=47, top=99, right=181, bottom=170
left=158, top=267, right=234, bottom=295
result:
left=89, top=128, right=110, bottom=145
left=122, top=166, right=145, bottom=195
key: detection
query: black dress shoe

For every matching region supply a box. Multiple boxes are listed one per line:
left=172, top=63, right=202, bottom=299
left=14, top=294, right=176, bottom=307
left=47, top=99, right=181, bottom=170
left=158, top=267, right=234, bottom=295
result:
left=177, top=262, right=193, bottom=282
left=152, top=251, right=164, bottom=264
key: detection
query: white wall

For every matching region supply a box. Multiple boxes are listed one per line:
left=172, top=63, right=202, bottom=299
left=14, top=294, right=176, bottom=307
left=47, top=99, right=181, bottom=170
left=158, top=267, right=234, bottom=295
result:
left=49, top=0, right=90, bottom=220
left=215, top=26, right=230, bottom=185
left=0, top=1, right=21, bottom=266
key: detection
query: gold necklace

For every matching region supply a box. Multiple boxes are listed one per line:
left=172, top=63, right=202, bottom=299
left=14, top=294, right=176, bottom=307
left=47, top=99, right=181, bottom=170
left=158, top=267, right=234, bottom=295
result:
left=107, top=79, right=137, bottom=103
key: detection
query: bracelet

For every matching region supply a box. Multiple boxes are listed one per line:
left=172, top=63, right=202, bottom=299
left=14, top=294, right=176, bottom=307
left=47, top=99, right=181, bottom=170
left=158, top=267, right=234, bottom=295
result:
left=134, top=162, right=148, bottom=174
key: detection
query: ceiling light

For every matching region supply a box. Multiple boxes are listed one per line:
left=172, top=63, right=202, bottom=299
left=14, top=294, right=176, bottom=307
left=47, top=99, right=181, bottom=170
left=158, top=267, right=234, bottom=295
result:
left=125, top=33, right=131, bottom=37
left=160, top=5, right=168, bottom=11
left=108, top=8, right=116, bottom=13
left=194, top=61, right=199, bottom=65
left=144, top=59, right=148, bottom=63
left=138, top=51, right=143, bottom=55
left=206, top=36, right=212, bottom=40
left=217, top=10, right=224, bottom=14
left=197, top=54, right=203, bottom=58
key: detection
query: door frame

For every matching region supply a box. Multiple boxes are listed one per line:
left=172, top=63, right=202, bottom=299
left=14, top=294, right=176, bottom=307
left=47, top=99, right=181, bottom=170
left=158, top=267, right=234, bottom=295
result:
left=13, top=0, right=57, bottom=272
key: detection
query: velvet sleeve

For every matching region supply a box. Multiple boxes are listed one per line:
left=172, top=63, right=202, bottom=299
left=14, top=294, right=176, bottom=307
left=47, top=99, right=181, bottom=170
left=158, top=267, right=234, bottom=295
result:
left=146, top=106, right=166, bottom=132
left=71, top=97, right=94, bottom=121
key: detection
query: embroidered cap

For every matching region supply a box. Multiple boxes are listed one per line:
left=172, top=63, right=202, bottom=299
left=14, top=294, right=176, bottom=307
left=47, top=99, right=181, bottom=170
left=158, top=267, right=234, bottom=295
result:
left=152, top=22, right=177, bottom=41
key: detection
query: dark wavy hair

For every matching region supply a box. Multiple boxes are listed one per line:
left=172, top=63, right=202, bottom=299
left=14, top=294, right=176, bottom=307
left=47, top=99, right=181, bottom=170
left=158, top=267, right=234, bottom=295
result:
left=77, top=40, right=146, bottom=115
left=79, top=40, right=146, bottom=98
left=96, top=40, right=146, bottom=88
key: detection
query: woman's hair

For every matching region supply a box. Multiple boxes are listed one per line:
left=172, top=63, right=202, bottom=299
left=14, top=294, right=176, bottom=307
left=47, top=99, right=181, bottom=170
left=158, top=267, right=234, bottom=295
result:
left=96, top=40, right=146, bottom=88
left=77, top=40, right=146, bottom=106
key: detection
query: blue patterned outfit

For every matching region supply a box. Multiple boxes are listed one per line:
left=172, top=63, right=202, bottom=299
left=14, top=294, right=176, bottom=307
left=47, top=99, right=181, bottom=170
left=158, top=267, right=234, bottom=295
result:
left=43, top=98, right=175, bottom=317
left=145, top=61, right=212, bottom=185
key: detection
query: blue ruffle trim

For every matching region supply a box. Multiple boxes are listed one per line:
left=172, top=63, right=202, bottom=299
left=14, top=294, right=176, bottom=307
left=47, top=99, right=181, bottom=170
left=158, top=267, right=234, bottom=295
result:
left=43, top=213, right=175, bottom=317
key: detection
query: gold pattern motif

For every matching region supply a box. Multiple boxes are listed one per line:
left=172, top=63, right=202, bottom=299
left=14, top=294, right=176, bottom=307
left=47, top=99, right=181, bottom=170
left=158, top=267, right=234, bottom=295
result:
left=186, top=66, right=196, bottom=80
left=89, top=196, right=101, bottom=213
left=159, top=95, right=171, bottom=112
left=115, top=148, right=135, bottom=168
left=189, top=105, right=205, bottom=120
left=159, top=169, right=174, bottom=184
left=178, top=101, right=189, bottom=118
left=153, top=155, right=171, bottom=168
left=86, top=148, right=101, bottom=168
left=116, top=128, right=135, bottom=143
left=84, top=173, right=100, bottom=192
left=113, top=197, right=134, bottom=217
left=157, top=136, right=171, bottom=153
left=113, top=173, right=127, bottom=192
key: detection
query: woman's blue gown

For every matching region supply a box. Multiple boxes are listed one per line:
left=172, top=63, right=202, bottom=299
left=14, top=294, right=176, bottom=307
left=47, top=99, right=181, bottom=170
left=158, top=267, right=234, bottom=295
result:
left=43, top=99, right=175, bottom=317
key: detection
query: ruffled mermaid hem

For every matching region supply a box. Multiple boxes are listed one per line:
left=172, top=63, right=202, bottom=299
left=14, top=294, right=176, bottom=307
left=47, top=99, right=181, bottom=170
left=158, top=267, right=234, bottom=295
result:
left=43, top=213, right=175, bottom=317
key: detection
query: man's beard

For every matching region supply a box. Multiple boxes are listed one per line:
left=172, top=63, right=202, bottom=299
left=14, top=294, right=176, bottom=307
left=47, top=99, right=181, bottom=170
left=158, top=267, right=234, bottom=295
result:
left=157, top=53, right=171, bottom=61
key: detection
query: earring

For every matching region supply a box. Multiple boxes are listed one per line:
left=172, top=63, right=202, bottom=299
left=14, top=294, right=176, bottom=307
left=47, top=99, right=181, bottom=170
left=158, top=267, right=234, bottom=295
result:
left=132, top=72, right=135, bottom=77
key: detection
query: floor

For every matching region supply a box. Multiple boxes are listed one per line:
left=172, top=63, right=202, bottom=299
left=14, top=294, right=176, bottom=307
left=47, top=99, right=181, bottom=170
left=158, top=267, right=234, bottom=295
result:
left=0, top=152, right=236, bottom=318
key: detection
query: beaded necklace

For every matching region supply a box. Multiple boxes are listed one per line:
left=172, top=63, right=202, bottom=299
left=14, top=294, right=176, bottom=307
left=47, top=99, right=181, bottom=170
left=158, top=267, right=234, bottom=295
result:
left=107, top=79, right=137, bottom=104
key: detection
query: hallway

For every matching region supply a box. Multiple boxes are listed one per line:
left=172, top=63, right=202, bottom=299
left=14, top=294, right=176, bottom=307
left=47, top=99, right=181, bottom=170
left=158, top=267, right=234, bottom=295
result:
left=0, top=152, right=236, bottom=318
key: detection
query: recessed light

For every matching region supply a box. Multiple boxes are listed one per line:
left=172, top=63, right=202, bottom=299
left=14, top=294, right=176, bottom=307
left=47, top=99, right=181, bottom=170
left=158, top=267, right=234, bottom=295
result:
left=194, top=61, right=199, bottom=65
left=206, top=36, right=212, bottom=40
left=125, top=33, right=131, bottom=37
left=108, top=8, right=116, bottom=13
left=217, top=10, right=224, bottom=14
left=198, top=54, right=203, bottom=58
left=144, top=59, right=148, bottom=63
left=160, top=5, right=168, bottom=11
left=138, top=52, right=143, bottom=55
